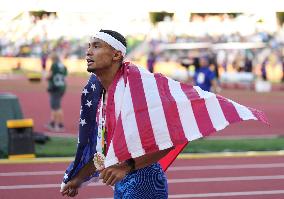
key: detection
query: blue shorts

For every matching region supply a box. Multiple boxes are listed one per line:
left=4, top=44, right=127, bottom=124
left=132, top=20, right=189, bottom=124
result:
left=114, top=163, right=168, bottom=199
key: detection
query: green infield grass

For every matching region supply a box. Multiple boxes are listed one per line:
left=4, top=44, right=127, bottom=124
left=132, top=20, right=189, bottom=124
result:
left=34, top=136, right=284, bottom=157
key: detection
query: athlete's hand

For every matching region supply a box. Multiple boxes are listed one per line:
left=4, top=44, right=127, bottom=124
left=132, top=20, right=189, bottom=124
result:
left=99, top=163, right=130, bottom=186
left=60, top=178, right=81, bottom=197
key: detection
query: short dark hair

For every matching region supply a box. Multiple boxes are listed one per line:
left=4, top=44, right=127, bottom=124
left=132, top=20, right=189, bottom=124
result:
left=99, top=29, right=127, bottom=48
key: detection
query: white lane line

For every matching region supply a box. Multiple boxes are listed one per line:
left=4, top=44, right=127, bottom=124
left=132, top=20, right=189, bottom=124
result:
left=0, top=182, right=104, bottom=190
left=1, top=175, right=284, bottom=190
left=92, top=190, right=284, bottom=199
left=0, top=171, right=63, bottom=177
left=1, top=163, right=284, bottom=177
left=0, top=184, right=63, bottom=190
left=167, top=163, right=284, bottom=171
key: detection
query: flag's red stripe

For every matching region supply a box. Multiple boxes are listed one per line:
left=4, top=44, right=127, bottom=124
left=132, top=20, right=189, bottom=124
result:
left=128, top=66, right=159, bottom=153
left=106, top=63, right=129, bottom=153
left=248, top=107, right=269, bottom=125
left=181, top=84, right=215, bottom=136
left=216, top=95, right=242, bottom=123
left=180, top=83, right=199, bottom=99
left=154, top=74, right=186, bottom=142
left=112, top=114, right=131, bottom=162
left=159, top=143, right=188, bottom=171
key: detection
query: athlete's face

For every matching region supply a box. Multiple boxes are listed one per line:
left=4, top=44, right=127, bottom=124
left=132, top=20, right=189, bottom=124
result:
left=86, top=38, right=116, bottom=73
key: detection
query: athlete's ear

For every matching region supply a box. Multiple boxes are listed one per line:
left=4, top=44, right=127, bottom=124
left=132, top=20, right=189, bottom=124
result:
left=113, top=50, right=123, bottom=61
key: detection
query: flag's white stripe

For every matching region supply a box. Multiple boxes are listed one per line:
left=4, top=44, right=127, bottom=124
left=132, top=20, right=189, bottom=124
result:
left=228, top=99, right=257, bottom=121
left=105, top=141, right=119, bottom=167
left=138, top=68, right=173, bottom=149
left=194, top=86, right=228, bottom=131
left=114, top=77, right=125, bottom=121
left=167, top=79, right=202, bottom=141
left=120, top=81, right=145, bottom=158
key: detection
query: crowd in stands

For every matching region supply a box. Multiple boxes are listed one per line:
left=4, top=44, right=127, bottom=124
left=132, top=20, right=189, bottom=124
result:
left=0, top=12, right=87, bottom=59
left=0, top=12, right=141, bottom=59
left=1, top=12, right=283, bottom=82
left=146, top=27, right=284, bottom=82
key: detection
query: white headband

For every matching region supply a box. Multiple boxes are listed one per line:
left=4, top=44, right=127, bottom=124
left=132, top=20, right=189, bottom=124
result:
left=94, top=32, right=126, bottom=57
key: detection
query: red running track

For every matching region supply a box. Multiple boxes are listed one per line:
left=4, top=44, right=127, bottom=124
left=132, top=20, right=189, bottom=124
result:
left=0, top=155, right=284, bottom=199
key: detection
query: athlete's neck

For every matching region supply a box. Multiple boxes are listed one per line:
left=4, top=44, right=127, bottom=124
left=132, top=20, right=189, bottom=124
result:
left=96, top=63, right=121, bottom=90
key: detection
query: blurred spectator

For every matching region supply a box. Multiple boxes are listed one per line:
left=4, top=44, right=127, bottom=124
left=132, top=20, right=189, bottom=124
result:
left=193, top=56, right=221, bottom=93
left=46, top=53, right=68, bottom=132
left=244, top=55, right=253, bottom=72
left=261, top=57, right=268, bottom=81
left=40, top=45, right=48, bottom=77
left=209, top=53, right=220, bottom=80
left=147, top=51, right=156, bottom=73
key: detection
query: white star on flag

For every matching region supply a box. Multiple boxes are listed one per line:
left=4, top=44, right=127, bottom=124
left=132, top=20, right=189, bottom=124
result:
left=82, top=89, right=89, bottom=96
left=91, top=84, right=96, bottom=91
left=64, top=173, right=68, bottom=180
left=85, top=100, right=92, bottom=107
left=80, top=118, right=87, bottom=126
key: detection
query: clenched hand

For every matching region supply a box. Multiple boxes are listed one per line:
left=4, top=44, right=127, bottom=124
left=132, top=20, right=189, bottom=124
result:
left=99, top=163, right=130, bottom=186
left=60, top=178, right=81, bottom=197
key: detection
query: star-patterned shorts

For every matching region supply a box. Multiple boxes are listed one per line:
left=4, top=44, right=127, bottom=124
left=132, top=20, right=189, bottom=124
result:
left=114, top=163, right=168, bottom=199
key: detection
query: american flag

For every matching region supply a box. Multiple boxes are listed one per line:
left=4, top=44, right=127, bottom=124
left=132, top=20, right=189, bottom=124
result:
left=104, top=62, right=268, bottom=169
left=61, top=74, right=103, bottom=188
left=62, top=62, right=268, bottom=187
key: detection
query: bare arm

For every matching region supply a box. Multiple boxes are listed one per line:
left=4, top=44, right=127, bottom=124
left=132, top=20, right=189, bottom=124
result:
left=61, top=148, right=172, bottom=196
left=133, top=148, right=172, bottom=170
left=100, top=148, right=173, bottom=186
left=61, top=159, right=96, bottom=197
